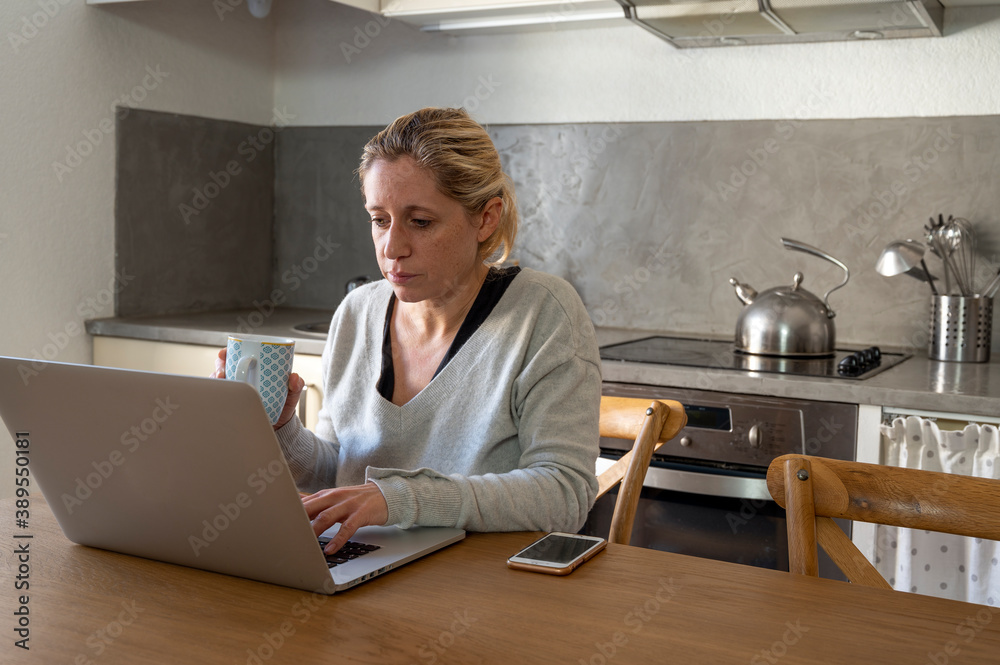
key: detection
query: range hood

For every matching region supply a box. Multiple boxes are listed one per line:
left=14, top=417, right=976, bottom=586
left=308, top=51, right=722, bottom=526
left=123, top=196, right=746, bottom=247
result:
left=620, top=0, right=944, bottom=47
left=377, top=0, right=944, bottom=46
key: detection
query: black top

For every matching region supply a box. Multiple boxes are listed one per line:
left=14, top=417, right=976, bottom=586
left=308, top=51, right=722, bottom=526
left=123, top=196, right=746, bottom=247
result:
left=377, top=266, right=522, bottom=401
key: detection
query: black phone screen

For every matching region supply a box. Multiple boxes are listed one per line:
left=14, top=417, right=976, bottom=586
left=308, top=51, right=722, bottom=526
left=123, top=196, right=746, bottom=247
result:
left=515, top=534, right=598, bottom=564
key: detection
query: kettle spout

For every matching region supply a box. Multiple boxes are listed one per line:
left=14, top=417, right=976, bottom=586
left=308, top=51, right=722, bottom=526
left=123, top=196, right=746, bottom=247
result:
left=729, top=277, right=757, bottom=305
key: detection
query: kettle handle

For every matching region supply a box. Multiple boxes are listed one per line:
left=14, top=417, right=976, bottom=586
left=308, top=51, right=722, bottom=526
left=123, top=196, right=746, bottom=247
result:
left=781, top=238, right=850, bottom=318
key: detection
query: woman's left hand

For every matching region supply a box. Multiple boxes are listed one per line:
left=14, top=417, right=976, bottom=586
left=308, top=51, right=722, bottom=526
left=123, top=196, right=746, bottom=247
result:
left=302, top=483, right=390, bottom=554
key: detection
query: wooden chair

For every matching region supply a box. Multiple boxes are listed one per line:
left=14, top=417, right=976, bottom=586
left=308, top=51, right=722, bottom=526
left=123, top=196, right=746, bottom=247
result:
left=595, top=396, right=687, bottom=545
left=766, top=453, right=1000, bottom=589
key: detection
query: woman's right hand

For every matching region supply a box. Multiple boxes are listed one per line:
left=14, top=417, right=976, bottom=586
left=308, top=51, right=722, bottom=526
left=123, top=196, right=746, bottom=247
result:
left=213, top=348, right=305, bottom=430
left=212, top=348, right=227, bottom=379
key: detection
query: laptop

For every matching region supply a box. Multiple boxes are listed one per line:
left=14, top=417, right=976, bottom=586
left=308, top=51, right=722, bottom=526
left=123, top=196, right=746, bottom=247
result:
left=0, top=356, right=465, bottom=594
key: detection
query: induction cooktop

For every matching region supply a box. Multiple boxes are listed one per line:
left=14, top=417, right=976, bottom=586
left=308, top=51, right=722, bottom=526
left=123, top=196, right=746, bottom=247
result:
left=599, top=336, right=911, bottom=380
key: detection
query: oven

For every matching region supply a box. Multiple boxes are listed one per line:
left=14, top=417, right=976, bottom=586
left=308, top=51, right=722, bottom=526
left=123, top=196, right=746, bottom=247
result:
left=580, top=335, right=910, bottom=581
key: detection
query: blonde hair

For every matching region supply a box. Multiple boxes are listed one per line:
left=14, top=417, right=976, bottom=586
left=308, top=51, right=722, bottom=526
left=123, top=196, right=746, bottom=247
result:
left=358, top=108, right=518, bottom=265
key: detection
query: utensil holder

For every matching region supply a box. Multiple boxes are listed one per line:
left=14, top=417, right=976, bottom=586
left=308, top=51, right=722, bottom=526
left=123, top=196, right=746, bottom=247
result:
left=929, top=295, right=993, bottom=363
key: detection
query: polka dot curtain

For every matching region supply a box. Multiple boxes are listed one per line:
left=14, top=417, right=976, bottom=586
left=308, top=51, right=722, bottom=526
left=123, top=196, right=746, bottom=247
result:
left=876, top=416, right=1000, bottom=606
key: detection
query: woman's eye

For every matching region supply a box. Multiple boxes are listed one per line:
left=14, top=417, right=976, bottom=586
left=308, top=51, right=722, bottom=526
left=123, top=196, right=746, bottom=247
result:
left=412, top=218, right=432, bottom=228
left=370, top=217, right=389, bottom=228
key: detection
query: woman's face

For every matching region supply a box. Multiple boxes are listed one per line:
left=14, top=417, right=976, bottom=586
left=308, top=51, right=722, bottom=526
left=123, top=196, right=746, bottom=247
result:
left=364, top=156, right=498, bottom=305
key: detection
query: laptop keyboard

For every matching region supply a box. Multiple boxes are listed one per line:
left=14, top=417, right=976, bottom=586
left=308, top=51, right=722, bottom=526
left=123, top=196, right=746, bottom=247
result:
left=317, top=537, right=381, bottom=568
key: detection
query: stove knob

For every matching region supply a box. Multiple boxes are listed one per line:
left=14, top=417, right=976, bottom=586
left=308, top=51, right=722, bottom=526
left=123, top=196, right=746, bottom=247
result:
left=679, top=436, right=692, bottom=447
left=748, top=425, right=762, bottom=449
left=838, top=355, right=861, bottom=376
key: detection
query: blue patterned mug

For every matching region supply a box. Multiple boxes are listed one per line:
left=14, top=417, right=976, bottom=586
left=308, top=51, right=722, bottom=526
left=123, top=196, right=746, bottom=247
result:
left=226, top=334, right=295, bottom=426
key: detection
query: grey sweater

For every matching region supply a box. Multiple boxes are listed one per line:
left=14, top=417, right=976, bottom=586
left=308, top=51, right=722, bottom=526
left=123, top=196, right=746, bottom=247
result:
left=275, top=268, right=602, bottom=533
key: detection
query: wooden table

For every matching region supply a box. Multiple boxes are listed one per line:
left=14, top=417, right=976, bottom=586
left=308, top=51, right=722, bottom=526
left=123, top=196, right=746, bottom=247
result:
left=4, top=498, right=1000, bottom=664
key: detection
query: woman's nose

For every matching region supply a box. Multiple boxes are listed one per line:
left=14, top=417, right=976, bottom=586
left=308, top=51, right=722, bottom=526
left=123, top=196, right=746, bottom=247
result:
left=382, top=222, right=410, bottom=260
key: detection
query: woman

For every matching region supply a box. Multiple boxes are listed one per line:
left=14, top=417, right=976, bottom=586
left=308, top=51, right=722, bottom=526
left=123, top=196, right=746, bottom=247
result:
left=219, top=108, right=601, bottom=554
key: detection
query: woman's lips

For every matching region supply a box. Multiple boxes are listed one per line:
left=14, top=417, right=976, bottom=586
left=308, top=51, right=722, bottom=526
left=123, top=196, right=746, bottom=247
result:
left=387, top=271, right=418, bottom=285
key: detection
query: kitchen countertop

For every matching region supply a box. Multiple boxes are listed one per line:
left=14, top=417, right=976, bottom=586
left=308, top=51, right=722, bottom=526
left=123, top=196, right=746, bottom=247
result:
left=86, top=307, right=336, bottom=356
left=597, top=329, right=1000, bottom=419
left=86, top=310, right=1000, bottom=419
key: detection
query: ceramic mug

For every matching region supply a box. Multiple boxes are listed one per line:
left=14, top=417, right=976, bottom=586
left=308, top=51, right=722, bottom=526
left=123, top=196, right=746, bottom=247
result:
left=225, top=334, right=295, bottom=425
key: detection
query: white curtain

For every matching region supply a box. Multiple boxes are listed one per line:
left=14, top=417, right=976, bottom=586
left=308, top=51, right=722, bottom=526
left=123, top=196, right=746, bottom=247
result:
left=876, top=416, right=1000, bottom=606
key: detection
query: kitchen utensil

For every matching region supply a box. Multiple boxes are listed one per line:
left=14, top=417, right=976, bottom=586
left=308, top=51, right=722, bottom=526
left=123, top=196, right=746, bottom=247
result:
left=923, top=214, right=954, bottom=293
left=982, top=268, right=1000, bottom=299
left=875, top=239, right=939, bottom=295
left=929, top=295, right=992, bottom=363
left=928, top=225, right=958, bottom=295
left=729, top=238, right=850, bottom=357
left=943, top=217, right=976, bottom=296
left=903, top=265, right=940, bottom=288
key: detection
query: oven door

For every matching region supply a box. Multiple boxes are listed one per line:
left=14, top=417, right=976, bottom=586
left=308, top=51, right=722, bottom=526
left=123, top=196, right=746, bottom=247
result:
left=581, top=458, right=849, bottom=580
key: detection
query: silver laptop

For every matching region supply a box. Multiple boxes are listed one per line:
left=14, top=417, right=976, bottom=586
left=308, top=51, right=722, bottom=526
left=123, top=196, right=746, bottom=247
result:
left=0, top=356, right=464, bottom=594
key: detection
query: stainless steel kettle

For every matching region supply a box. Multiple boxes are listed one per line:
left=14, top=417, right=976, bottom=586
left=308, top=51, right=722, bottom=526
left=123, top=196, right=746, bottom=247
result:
left=729, top=238, right=850, bottom=358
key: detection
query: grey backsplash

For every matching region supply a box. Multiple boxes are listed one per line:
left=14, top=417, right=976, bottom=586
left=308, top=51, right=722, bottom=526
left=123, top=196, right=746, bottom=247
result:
left=490, top=118, right=1000, bottom=350
left=274, top=126, right=382, bottom=306
left=120, top=110, right=1000, bottom=352
left=116, top=109, right=274, bottom=316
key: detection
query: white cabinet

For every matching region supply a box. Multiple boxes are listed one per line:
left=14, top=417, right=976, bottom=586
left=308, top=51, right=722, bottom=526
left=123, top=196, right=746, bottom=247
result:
left=850, top=404, right=883, bottom=559
left=87, top=0, right=625, bottom=30
left=866, top=406, right=1000, bottom=604
left=853, top=405, right=1000, bottom=563
left=92, top=338, right=325, bottom=431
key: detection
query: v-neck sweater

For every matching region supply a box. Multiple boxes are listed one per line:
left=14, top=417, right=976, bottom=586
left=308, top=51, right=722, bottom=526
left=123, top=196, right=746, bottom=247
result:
left=274, top=268, right=602, bottom=533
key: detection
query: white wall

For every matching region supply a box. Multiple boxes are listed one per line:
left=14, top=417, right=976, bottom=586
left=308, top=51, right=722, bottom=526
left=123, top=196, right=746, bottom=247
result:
left=0, top=0, right=274, bottom=498
left=274, top=0, right=1000, bottom=125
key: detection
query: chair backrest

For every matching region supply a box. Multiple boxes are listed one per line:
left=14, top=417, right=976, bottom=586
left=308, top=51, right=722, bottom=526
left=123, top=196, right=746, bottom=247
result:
left=596, top=396, right=687, bottom=545
left=766, top=453, right=1000, bottom=589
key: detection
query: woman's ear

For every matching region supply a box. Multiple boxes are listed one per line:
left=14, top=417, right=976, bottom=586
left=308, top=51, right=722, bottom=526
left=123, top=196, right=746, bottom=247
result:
left=476, top=197, right=503, bottom=242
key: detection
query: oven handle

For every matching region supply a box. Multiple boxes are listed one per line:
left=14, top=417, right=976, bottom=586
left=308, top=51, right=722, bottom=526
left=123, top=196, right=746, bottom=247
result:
left=640, top=465, right=773, bottom=502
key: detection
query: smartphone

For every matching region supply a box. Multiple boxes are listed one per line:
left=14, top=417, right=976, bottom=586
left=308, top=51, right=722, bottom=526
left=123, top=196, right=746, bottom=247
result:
left=506, top=532, right=607, bottom=575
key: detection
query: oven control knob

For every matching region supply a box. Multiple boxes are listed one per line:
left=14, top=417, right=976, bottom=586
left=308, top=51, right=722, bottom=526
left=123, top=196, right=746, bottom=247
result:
left=748, top=425, right=762, bottom=449
left=679, top=436, right=692, bottom=447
